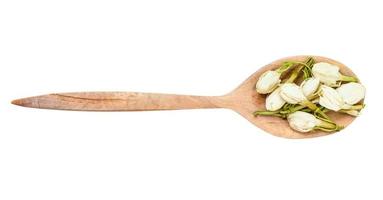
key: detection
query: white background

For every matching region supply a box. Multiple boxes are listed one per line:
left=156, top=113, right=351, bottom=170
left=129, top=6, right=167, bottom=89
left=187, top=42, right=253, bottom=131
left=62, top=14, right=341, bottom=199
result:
left=0, top=0, right=382, bottom=199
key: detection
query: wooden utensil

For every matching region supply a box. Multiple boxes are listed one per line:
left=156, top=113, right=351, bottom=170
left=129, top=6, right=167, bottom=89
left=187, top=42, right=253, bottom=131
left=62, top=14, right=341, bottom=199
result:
left=12, top=55, right=358, bottom=139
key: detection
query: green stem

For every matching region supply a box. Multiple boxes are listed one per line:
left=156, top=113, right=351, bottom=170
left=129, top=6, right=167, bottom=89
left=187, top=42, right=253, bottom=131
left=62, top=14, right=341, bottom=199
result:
left=315, top=119, right=343, bottom=132
left=300, top=108, right=312, bottom=112
left=316, top=120, right=336, bottom=130
left=280, top=105, right=306, bottom=114
left=301, top=100, right=317, bottom=110
left=303, top=57, right=315, bottom=79
left=284, top=58, right=314, bottom=83
left=340, top=75, right=358, bottom=82
left=346, top=104, right=365, bottom=110
left=339, top=104, right=365, bottom=116
left=276, top=62, right=294, bottom=74
left=253, top=111, right=285, bottom=118
left=303, top=68, right=311, bottom=80
left=301, top=100, right=330, bottom=120
left=289, top=61, right=310, bottom=68
left=339, top=110, right=359, bottom=116
left=307, top=93, right=319, bottom=101
left=285, top=66, right=304, bottom=83
left=315, top=112, right=344, bottom=132
left=315, top=126, right=338, bottom=132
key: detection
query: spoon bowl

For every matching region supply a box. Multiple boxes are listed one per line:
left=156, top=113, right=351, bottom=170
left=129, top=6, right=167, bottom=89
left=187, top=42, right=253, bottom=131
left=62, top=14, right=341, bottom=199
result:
left=12, top=55, right=359, bottom=139
left=225, top=55, right=358, bottom=138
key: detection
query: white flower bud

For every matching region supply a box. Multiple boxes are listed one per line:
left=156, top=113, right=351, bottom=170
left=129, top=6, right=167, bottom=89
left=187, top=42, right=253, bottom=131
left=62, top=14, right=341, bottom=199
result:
left=280, top=83, right=307, bottom=104
left=336, top=82, right=366, bottom=105
left=265, top=87, right=286, bottom=111
left=312, top=62, right=341, bottom=86
left=287, top=111, right=320, bottom=132
left=300, top=77, right=320, bottom=98
left=256, top=70, right=281, bottom=94
left=319, top=85, right=347, bottom=111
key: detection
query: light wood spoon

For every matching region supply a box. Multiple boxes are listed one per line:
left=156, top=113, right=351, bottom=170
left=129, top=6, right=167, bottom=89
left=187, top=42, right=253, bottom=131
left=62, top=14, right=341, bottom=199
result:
left=12, top=55, right=358, bottom=139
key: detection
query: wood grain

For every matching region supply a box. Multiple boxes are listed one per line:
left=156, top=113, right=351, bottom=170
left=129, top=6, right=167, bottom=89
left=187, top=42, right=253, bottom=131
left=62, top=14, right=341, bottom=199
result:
left=12, top=92, right=225, bottom=111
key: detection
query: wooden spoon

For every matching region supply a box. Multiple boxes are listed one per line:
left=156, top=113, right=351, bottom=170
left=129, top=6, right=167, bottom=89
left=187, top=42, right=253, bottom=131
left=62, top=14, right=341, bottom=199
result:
left=12, top=55, right=358, bottom=139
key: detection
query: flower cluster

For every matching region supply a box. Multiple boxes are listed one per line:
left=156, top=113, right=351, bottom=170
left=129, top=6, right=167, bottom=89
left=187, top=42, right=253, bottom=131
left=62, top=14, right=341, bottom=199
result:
left=254, top=57, right=365, bottom=133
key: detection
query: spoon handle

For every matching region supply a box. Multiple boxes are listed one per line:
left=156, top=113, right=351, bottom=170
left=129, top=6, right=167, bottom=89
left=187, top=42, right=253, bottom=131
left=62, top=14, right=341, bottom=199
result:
left=12, top=92, right=222, bottom=111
